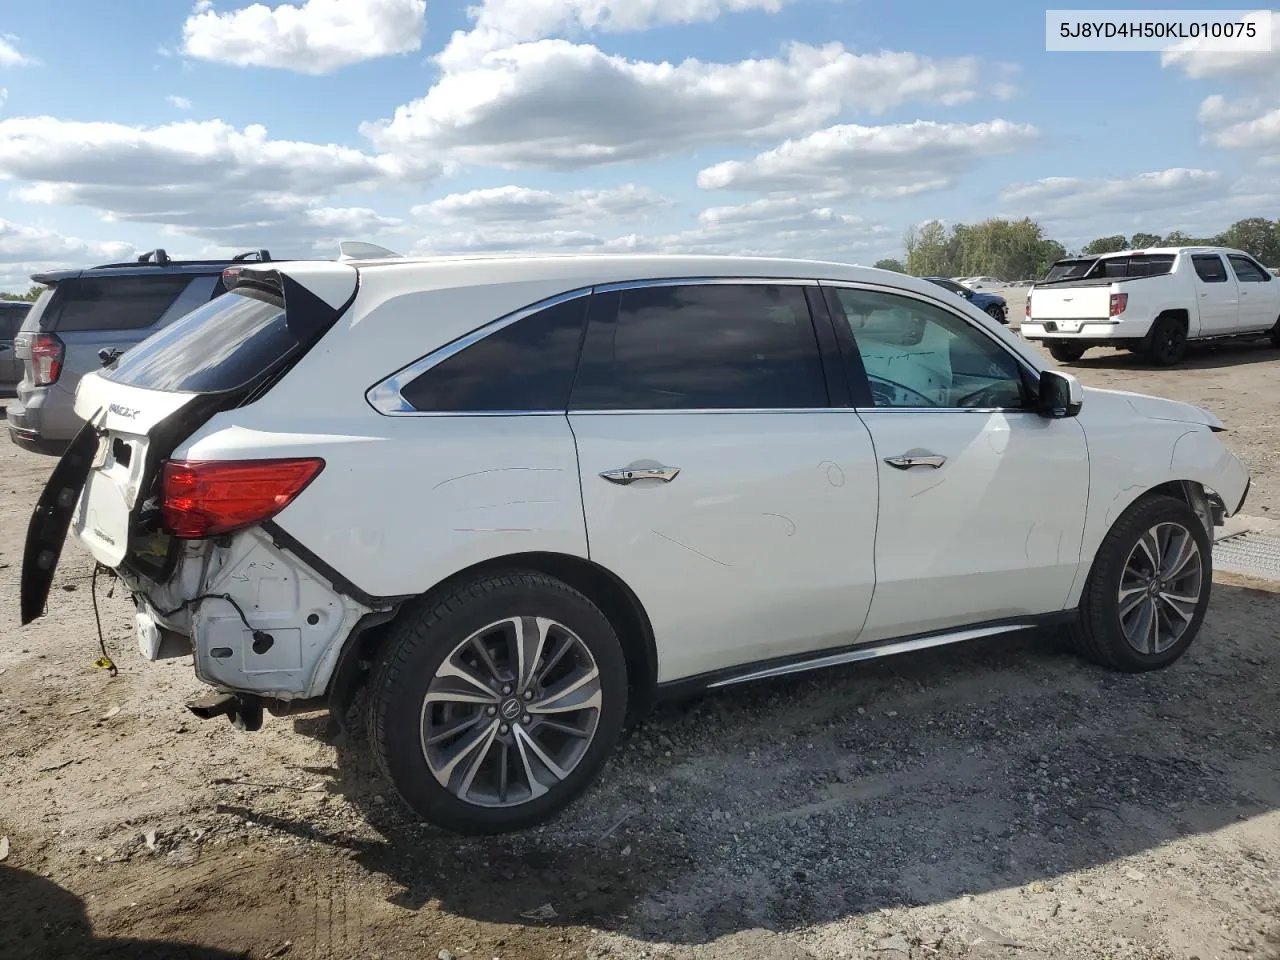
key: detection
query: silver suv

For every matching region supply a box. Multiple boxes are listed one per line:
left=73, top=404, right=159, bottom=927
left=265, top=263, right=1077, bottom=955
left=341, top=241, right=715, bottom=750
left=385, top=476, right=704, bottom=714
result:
left=8, top=249, right=271, bottom=455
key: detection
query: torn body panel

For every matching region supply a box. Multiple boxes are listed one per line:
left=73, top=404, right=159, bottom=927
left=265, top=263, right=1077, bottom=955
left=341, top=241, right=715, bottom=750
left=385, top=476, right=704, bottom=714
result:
left=131, top=528, right=374, bottom=700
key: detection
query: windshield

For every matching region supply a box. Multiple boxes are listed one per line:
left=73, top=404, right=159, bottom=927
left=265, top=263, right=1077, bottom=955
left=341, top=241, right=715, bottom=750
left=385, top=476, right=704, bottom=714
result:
left=104, top=289, right=291, bottom=393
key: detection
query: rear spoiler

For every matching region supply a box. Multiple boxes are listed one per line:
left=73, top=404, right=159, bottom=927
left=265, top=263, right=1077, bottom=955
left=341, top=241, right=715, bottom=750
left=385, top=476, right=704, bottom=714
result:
left=221, top=261, right=360, bottom=342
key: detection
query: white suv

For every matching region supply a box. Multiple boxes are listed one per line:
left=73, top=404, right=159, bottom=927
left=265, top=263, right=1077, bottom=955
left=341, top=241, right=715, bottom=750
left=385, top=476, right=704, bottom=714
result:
left=22, top=255, right=1250, bottom=834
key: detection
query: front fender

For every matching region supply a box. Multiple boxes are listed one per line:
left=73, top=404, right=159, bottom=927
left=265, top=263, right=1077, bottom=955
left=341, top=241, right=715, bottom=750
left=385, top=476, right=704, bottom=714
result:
left=1169, top=428, right=1250, bottom=516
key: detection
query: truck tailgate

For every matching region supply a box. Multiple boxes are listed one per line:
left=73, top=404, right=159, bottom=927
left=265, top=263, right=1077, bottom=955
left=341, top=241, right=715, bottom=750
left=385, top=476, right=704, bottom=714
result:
left=1031, top=286, right=1112, bottom=320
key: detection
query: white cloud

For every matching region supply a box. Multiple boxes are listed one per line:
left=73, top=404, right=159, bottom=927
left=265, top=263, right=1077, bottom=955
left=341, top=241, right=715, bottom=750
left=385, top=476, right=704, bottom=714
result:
left=697, top=119, right=1039, bottom=198
left=182, top=0, right=427, bottom=74
left=0, top=116, right=427, bottom=250
left=410, top=194, right=893, bottom=261
left=166, top=95, right=193, bottom=110
left=0, top=218, right=137, bottom=289
left=364, top=40, right=1013, bottom=169
left=0, top=35, right=33, bottom=68
left=1161, top=11, right=1278, bottom=83
left=1001, top=168, right=1224, bottom=212
left=412, top=184, right=670, bottom=225
left=1204, top=107, right=1280, bottom=152
left=998, top=168, right=1240, bottom=241
left=438, top=0, right=795, bottom=68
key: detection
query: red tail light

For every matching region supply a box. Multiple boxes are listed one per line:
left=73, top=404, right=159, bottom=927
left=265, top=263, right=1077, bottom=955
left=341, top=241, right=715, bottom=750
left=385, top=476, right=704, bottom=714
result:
left=161, top=458, right=325, bottom=539
left=1109, top=293, right=1128, bottom=316
left=1025, top=294, right=1031, bottom=319
left=31, top=333, right=65, bottom=386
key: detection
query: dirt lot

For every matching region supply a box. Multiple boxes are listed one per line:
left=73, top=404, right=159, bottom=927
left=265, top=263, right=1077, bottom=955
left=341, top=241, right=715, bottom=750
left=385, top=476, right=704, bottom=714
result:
left=3, top=327, right=1280, bottom=960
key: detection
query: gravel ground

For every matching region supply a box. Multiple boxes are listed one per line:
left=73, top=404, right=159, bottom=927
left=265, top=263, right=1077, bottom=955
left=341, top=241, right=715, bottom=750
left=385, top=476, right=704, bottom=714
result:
left=3, top=329, right=1280, bottom=960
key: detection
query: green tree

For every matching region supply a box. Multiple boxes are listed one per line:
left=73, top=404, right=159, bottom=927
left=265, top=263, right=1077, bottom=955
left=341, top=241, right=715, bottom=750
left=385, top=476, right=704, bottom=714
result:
left=0, top=284, right=44, bottom=302
left=1130, top=232, right=1162, bottom=249
left=1083, top=235, right=1128, bottom=255
left=1217, top=217, right=1280, bottom=265
left=903, top=220, right=955, bottom=277
left=873, top=258, right=905, bottom=273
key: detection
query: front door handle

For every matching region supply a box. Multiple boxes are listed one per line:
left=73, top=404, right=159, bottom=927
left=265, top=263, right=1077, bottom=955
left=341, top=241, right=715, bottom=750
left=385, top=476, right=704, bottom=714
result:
left=884, top=454, right=946, bottom=470
left=599, top=465, right=681, bottom=485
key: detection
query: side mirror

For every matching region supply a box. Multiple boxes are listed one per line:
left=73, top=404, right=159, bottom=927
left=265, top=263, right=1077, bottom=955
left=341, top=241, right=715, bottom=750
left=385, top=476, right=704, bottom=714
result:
left=1038, top=370, right=1083, bottom=419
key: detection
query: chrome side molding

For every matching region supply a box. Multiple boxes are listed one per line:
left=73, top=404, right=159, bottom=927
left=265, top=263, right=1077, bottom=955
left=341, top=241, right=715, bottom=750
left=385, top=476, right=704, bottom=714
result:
left=706, top=623, right=1035, bottom=688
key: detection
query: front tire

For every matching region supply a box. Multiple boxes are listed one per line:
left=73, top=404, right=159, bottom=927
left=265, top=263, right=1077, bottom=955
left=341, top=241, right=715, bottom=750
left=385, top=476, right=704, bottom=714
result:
left=1071, top=494, right=1212, bottom=672
left=1048, top=341, right=1087, bottom=363
left=367, top=572, right=628, bottom=834
left=1269, top=314, right=1280, bottom=349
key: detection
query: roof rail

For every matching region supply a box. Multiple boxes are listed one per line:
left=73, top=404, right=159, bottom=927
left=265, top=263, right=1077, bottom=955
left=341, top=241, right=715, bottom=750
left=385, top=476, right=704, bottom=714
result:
left=136, top=248, right=171, bottom=265
left=231, top=249, right=273, bottom=262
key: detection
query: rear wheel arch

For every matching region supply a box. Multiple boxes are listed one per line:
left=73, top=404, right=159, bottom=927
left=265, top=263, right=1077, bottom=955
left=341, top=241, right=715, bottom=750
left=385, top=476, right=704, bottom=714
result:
left=328, top=551, right=658, bottom=726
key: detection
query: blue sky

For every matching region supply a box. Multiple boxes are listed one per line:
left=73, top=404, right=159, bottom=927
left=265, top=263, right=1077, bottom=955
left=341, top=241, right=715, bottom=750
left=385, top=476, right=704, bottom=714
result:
left=1, top=0, right=1278, bottom=290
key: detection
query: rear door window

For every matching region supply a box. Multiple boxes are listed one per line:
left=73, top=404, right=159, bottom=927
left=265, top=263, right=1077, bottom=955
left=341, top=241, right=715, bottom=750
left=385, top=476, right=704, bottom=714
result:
left=1192, top=254, right=1229, bottom=283
left=571, top=283, right=828, bottom=410
left=48, top=276, right=195, bottom=332
left=103, top=289, right=290, bottom=393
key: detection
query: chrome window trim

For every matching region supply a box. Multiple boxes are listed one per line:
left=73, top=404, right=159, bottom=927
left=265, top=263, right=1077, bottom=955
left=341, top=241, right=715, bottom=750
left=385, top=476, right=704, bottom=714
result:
left=365, top=286, right=594, bottom=416
left=567, top=407, right=852, bottom=416
left=818, top=279, right=1044, bottom=413
left=367, top=276, right=825, bottom=417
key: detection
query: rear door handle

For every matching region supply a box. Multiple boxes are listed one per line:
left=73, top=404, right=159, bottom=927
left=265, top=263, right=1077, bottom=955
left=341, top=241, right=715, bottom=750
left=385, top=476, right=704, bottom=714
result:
left=599, top=466, right=681, bottom=485
left=884, top=454, right=946, bottom=470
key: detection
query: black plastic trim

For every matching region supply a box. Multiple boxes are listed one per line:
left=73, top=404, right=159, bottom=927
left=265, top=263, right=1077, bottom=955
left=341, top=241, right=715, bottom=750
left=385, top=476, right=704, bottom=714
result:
left=1235, top=476, right=1251, bottom=516
left=654, top=611, right=1076, bottom=700
left=259, top=520, right=411, bottom=608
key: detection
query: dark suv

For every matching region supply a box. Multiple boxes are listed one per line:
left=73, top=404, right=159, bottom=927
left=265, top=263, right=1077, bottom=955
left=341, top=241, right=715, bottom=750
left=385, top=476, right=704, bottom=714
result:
left=8, top=249, right=270, bottom=454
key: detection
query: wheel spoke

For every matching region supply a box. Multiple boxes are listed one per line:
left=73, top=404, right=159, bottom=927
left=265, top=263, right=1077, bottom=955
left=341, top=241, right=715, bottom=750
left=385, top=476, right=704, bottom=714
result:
left=1165, top=539, right=1201, bottom=582
left=536, top=718, right=593, bottom=739
left=427, top=716, right=499, bottom=790
left=530, top=665, right=602, bottom=715
left=432, top=658, right=501, bottom=704
left=1158, top=590, right=1198, bottom=622
left=1118, top=584, right=1148, bottom=618
left=457, top=723, right=500, bottom=800
left=1123, top=596, right=1155, bottom=654
left=535, top=635, right=575, bottom=686
left=1135, top=530, right=1161, bottom=574
left=470, top=634, right=504, bottom=685
left=497, top=740, right=510, bottom=804
left=514, top=725, right=570, bottom=783
left=512, top=727, right=550, bottom=800
left=424, top=711, right=484, bottom=746
left=514, top=616, right=554, bottom=691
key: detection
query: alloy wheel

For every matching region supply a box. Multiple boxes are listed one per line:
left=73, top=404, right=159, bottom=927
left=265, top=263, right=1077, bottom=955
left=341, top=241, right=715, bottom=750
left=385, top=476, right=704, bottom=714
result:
left=1117, top=521, right=1204, bottom=655
left=420, top=617, right=602, bottom=808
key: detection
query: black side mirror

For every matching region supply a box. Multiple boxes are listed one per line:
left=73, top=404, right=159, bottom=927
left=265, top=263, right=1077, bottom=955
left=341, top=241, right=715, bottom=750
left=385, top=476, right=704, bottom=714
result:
left=98, top=347, right=124, bottom=368
left=1038, top=370, right=1083, bottom=419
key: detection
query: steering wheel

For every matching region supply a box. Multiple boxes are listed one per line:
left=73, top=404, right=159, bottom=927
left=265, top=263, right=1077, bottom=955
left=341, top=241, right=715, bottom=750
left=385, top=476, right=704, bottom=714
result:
left=867, top=374, right=936, bottom=407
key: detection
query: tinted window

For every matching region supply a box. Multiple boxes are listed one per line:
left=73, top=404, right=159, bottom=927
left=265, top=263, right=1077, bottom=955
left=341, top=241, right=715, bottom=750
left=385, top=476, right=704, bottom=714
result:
left=401, top=296, right=589, bottom=412
left=1192, top=254, right=1228, bottom=283
left=1044, top=259, right=1096, bottom=282
left=571, top=283, right=827, bottom=410
left=49, top=276, right=196, bottom=332
left=829, top=288, right=1030, bottom=409
left=925, top=278, right=968, bottom=296
left=104, top=290, right=291, bottom=393
left=1228, top=254, right=1270, bottom=283
left=1092, top=255, right=1175, bottom=279
left=0, top=305, right=29, bottom=338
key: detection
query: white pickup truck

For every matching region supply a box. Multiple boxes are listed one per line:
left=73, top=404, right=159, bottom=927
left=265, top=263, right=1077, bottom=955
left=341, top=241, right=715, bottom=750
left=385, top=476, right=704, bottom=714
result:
left=1022, top=246, right=1280, bottom=366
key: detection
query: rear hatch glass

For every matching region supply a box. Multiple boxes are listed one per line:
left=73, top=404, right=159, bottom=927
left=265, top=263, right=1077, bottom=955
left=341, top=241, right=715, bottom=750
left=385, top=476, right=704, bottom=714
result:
left=103, top=288, right=288, bottom=393
left=1043, top=259, right=1097, bottom=282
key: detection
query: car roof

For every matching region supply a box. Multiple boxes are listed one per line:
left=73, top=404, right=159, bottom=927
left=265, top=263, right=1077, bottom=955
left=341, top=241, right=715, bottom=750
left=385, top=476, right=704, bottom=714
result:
left=342, top=252, right=915, bottom=290
left=30, top=248, right=275, bottom=285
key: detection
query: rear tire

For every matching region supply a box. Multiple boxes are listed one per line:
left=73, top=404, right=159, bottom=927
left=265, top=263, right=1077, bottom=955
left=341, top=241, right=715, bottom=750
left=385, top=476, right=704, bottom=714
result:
left=367, top=571, right=628, bottom=834
left=1070, top=494, right=1212, bottom=672
left=1269, top=314, right=1280, bottom=349
left=1048, top=342, right=1086, bottom=363
left=985, top=304, right=1007, bottom=324
left=1142, top=314, right=1188, bottom=366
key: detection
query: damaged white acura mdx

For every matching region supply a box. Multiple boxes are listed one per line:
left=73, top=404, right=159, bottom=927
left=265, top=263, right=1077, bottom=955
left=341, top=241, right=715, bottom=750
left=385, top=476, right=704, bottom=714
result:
left=22, top=254, right=1251, bottom=834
